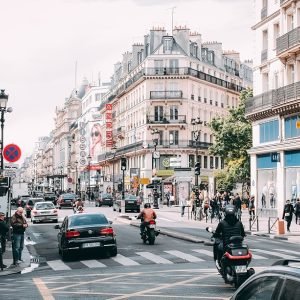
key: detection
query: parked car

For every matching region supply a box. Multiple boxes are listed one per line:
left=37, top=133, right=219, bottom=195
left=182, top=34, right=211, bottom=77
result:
left=230, top=259, right=300, bottom=300
left=44, top=192, right=57, bottom=205
left=96, top=193, right=113, bottom=207
left=31, top=201, right=58, bottom=224
left=17, top=195, right=31, bottom=208
left=55, top=212, right=117, bottom=260
left=57, top=193, right=76, bottom=209
left=25, top=197, right=45, bottom=218
left=113, top=194, right=141, bottom=213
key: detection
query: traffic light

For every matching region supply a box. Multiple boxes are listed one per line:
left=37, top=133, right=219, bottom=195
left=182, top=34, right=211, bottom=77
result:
left=194, top=162, right=200, bottom=175
left=117, top=183, right=122, bottom=192
left=121, top=157, right=127, bottom=170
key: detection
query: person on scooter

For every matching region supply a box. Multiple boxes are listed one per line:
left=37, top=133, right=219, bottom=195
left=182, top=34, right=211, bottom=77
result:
left=137, top=203, right=157, bottom=237
left=213, top=205, right=245, bottom=269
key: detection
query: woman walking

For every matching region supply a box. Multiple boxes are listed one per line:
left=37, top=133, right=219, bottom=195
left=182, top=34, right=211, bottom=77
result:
left=282, top=199, right=294, bottom=232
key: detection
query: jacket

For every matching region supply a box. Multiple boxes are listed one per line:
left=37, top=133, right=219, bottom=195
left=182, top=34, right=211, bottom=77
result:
left=0, top=220, right=9, bottom=238
left=214, top=215, right=245, bottom=247
left=138, top=208, right=157, bottom=223
left=11, top=213, right=27, bottom=234
left=282, top=204, right=294, bottom=220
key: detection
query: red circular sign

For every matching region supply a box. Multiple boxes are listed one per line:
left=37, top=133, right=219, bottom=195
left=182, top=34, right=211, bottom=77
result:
left=67, top=177, right=73, bottom=183
left=3, top=144, right=22, bottom=162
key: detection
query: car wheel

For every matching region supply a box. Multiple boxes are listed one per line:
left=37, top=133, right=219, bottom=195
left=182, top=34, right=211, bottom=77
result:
left=113, top=207, right=116, bottom=211
left=58, top=206, right=61, bottom=209
left=110, top=247, right=117, bottom=257
left=119, top=209, right=121, bottom=213
left=61, top=248, right=69, bottom=261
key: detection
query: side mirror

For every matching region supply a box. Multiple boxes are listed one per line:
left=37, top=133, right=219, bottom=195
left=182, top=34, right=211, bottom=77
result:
left=54, top=225, right=61, bottom=230
left=206, top=227, right=213, bottom=233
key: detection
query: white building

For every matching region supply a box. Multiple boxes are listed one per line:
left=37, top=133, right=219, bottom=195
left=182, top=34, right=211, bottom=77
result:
left=248, top=0, right=300, bottom=217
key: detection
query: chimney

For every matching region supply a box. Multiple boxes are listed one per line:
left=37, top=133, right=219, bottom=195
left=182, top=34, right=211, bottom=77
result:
left=173, top=25, right=190, bottom=54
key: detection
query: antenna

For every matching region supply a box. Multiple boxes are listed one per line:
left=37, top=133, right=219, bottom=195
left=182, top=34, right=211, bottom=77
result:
left=171, top=6, right=176, bottom=35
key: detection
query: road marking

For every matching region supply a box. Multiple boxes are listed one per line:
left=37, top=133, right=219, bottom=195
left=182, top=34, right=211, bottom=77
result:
left=193, top=249, right=213, bottom=257
left=47, top=260, right=71, bottom=271
left=252, top=249, right=298, bottom=260
left=274, top=249, right=300, bottom=256
left=33, top=277, right=55, bottom=300
left=251, top=253, right=268, bottom=260
left=158, top=217, right=176, bottom=222
left=80, top=260, right=107, bottom=268
left=165, top=250, right=204, bottom=262
left=111, top=254, right=140, bottom=266
left=136, top=251, right=173, bottom=264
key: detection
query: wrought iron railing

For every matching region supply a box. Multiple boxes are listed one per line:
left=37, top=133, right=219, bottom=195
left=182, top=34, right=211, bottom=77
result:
left=146, top=115, right=186, bottom=124
left=276, top=26, right=300, bottom=55
left=245, top=81, right=300, bottom=114
left=150, top=90, right=183, bottom=99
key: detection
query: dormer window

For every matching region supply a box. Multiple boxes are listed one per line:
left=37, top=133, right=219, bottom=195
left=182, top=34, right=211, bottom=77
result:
left=163, top=37, right=172, bottom=53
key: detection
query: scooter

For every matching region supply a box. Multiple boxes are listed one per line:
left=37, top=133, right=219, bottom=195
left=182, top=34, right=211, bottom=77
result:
left=206, top=227, right=255, bottom=288
left=141, top=220, right=160, bottom=245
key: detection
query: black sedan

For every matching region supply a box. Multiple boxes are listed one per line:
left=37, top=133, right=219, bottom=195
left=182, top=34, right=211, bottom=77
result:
left=230, top=259, right=300, bottom=300
left=113, top=194, right=141, bottom=213
left=96, top=193, right=113, bottom=207
left=55, top=213, right=117, bottom=260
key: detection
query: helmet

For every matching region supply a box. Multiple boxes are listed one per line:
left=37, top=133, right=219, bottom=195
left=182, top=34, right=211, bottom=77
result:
left=224, top=205, right=236, bottom=217
left=144, top=203, right=151, bottom=208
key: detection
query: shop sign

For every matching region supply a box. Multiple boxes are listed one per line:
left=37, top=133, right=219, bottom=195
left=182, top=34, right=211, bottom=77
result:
left=271, top=152, right=280, bottom=162
left=157, top=170, right=174, bottom=177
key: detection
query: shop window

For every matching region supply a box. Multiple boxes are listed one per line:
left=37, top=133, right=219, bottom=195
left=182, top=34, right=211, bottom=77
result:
left=285, top=115, right=300, bottom=139
left=259, top=119, right=279, bottom=143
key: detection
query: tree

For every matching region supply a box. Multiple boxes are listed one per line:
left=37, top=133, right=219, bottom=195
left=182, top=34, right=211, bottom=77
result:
left=209, top=88, right=253, bottom=192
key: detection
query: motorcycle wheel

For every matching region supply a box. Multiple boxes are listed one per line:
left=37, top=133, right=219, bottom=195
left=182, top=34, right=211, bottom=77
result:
left=148, top=230, right=156, bottom=245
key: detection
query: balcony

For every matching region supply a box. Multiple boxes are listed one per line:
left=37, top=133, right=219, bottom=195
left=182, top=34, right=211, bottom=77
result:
left=261, top=6, right=267, bottom=20
left=188, top=141, right=213, bottom=149
left=276, top=27, right=300, bottom=57
left=146, top=115, right=186, bottom=124
left=245, top=81, right=300, bottom=118
left=280, top=0, right=292, bottom=7
left=261, top=49, right=268, bottom=63
left=150, top=90, right=183, bottom=99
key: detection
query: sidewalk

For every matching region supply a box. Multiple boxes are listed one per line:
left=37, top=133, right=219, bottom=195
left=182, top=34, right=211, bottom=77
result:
left=124, top=205, right=300, bottom=244
left=0, top=239, right=31, bottom=277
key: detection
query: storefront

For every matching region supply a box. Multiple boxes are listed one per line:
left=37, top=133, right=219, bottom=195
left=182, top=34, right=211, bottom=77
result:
left=285, top=150, right=300, bottom=205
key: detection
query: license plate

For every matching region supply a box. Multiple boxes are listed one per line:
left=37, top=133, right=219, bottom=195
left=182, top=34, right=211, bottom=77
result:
left=41, top=211, right=50, bottom=214
left=149, top=224, right=155, bottom=228
left=82, top=242, right=101, bottom=248
left=235, top=265, right=247, bottom=273
left=127, top=201, right=134, bottom=204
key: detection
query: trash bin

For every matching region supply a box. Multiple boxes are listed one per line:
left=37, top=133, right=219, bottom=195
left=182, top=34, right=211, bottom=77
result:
left=278, top=220, right=285, bottom=235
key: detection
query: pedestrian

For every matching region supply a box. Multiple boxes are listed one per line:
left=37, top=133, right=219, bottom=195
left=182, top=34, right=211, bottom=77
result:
left=190, top=190, right=195, bottom=219
left=0, top=212, right=9, bottom=269
left=179, top=187, right=187, bottom=217
left=11, top=207, right=28, bottom=265
left=248, top=195, right=255, bottom=221
left=294, top=198, right=300, bottom=224
left=282, top=199, right=294, bottom=232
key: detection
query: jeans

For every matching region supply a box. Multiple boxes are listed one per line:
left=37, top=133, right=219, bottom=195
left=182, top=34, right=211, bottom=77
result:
left=12, top=234, right=24, bottom=262
left=181, top=206, right=185, bottom=216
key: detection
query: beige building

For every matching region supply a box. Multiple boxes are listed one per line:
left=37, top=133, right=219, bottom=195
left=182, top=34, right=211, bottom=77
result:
left=248, top=0, right=300, bottom=218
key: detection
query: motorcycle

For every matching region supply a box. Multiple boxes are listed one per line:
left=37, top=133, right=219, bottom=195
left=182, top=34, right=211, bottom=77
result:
left=206, top=227, right=255, bottom=288
left=141, top=219, right=160, bottom=245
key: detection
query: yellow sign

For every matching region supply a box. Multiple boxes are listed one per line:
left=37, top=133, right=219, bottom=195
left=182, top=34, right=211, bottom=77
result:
left=140, top=178, right=150, bottom=185
left=200, top=176, right=209, bottom=183
left=157, top=170, right=174, bottom=177
left=296, top=120, right=300, bottom=129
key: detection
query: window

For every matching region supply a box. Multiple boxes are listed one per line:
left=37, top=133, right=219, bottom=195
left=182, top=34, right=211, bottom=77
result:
left=189, top=155, right=195, bottom=168
left=95, top=93, right=101, bottom=101
left=285, top=115, right=300, bottom=138
left=154, top=106, right=164, bottom=122
left=210, top=156, right=214, bottom=169
left=197, top=155, right=202, bottom=168
left=215, top=157, right=219, bottom=169
left=170, top=106, right=178, bottom=120
left=280, top=278, right=300, bottom=300
left=163, top=37, right=172, bottom=53
left=204, top=156, right=208, bottom=168
left=235, top=276, right=280, bottom=300
left=259, top=119, right=279, bottom=143
left=169, top=130, right=179, bottom=145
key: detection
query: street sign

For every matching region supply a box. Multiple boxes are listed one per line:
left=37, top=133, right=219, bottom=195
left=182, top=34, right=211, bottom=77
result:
left=3, top=144, right=22, bottom=162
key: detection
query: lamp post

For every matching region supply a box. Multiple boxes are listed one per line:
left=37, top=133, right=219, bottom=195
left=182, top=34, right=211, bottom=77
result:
left=151, top=128, right=159, bottom=170
left=0, top=90, right=12, bottom=174
left=74, top=160, right=78, bottom=195
left=87, top=155, right=91, bottom=201
left=111, top=146, right=117, bottom=196
left=191, top=118, right=202, bottom=186
left=59, top=166, right=64, bottom=192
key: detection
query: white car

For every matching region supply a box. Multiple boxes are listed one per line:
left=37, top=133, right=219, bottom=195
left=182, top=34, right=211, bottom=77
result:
left=31, top=201, right=58, bottom=223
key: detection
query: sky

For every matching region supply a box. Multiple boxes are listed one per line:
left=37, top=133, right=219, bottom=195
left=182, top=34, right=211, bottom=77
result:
left=0, top=0, right=254, bottom=165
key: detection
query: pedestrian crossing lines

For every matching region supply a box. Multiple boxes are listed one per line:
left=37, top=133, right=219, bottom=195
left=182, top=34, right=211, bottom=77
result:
left=42, top=248, right=300, bottom=272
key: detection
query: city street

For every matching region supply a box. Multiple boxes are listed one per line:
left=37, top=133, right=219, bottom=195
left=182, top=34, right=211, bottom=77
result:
left=1, top=205, right=300, bottom=299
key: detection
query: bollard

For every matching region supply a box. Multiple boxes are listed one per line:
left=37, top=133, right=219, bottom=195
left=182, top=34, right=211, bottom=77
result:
left=278, top=219, right=285, bottom=235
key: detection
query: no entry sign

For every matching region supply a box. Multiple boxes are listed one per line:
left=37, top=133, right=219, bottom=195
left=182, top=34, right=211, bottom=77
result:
left=3, top=144, right=22, bottom=162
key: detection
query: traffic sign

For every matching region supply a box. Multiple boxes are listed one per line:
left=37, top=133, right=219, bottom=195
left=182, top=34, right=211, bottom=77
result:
left=3, top=144, right=22, bottom=162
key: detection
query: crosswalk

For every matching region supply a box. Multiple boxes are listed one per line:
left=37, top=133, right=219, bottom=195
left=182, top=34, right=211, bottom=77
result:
left=41, top=247, right=300, bottom=272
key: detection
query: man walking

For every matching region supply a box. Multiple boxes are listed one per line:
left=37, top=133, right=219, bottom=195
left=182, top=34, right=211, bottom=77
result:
left=0, top=212, right=9, bottom=269
left=11, top=207, right=28, bottom=265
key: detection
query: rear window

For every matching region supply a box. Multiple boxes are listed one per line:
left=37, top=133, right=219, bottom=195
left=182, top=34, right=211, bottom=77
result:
left=28, top=199, right=44, bottom=205
left=63, top=194, right=76, bottom=200
left=69, top=214, right=108, bottom=227
left=36, top=203, right=55, bottom=210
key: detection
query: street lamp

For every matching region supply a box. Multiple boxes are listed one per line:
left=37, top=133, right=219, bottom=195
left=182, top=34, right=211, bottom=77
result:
left=74, top=160, right=78, bottom=195
left=151, top=128, right=159, bottom=169
left=0, top=89, right=12, bottom=173
left=87, top=155, right=92, bottom=201
left=59, top=165, right=64, bottom=192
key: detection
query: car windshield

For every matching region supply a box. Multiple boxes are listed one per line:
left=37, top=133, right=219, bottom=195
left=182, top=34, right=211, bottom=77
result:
left=126, top=195, right=137, bottom=200
left=45, top=193, right=55, bottom=197
left=69, top=214, right=108, bottom=227
left=63, top=194, right=76, bottom=199
left=35, top=203, right=55, bottom=210
left=102, top=193, right=112, bottom=198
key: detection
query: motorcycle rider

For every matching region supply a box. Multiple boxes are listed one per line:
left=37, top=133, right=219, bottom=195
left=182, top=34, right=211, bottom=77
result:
left=213, top=205, right=245, bottom=269
left=137, top=203, right=157, bottom=237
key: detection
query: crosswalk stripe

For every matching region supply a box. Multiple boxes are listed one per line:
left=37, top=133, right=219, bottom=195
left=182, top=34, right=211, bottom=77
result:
left=193, top=249, right=213, bottom=257
left=47, top=260, right=71, bottom=271
left=252, top=249, right=298, bottom=260
left=251, top=253, right=267, bottom=260
left=274, top=249, right=300, bottom=256
left=136, top=252, right=173, bottom=264
left=112, top=254, right=140, bottom=266
left=80, top=260, right=107, bottom=268
left=165, top=250, right=204, bottom=262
